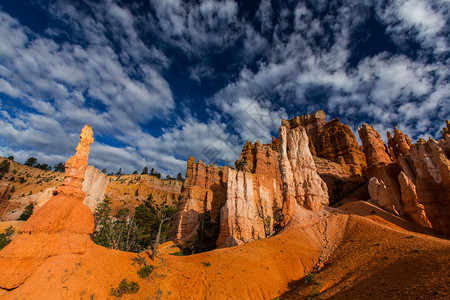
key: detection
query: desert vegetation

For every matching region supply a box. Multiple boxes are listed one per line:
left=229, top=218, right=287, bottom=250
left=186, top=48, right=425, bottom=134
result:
left=91, top=194, right=178, bottom=254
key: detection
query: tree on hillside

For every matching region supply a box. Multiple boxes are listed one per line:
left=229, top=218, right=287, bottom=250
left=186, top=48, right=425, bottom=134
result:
left=7, top=156, right=14, bottom=161
left=18, top=203, right=35, bottom=221
left=0, top=226, right=14, bottom=250
left=115, top=168, right=122, bottom=176
left=176, top=173, right=183, bottom=181
left=91, top=198, right=139, bottom=252
left=101, top=169, right=107, bottom=174
left=0, top=160, right=10, bottom=179
left=53, top=162, right=65, bottom=172
left=90, top=194, right=178, bottom=254
left=133, top=171, right=138, bottom=174
left=35, top=163, right=52, bottom=171
left=150, top=198, right=178, bottom=260
left=141, top=167, right=148, bottom=175
left=25, top=157, right=38, bottom=167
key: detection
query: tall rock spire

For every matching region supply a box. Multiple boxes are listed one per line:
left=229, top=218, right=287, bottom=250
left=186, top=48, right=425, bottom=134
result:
left=0, top=125, right=96, bottom=289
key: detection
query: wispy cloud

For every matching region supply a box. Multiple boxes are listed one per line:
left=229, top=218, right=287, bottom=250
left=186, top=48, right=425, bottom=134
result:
left=0, top=0, right=448, bottom=176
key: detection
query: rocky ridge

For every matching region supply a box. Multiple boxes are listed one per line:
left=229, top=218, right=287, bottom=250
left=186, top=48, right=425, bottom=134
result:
left=359, top=122, right=450, bottom=234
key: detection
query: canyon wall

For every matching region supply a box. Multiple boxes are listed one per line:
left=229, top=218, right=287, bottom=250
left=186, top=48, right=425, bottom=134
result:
left=359, top=122, right=450, bottom=234
left=175, top=113, right=332, bottom=248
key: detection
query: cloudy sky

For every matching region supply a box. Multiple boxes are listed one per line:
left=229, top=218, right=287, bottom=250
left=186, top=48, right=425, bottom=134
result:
left=0, top=0, right=448, bottom=176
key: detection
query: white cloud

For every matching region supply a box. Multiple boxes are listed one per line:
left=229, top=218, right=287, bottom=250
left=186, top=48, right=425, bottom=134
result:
left=0, top=0, right=448, bottom=176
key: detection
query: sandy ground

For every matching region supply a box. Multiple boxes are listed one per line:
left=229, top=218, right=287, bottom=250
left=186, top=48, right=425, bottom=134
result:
left=0, top=202, right=448, bottom=300
left=0, top=221, right=24, bottom=239
left=282, top=201, right=450, bottom=299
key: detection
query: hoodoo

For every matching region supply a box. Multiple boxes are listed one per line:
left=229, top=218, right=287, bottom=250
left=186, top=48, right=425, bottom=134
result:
left=0, top=125, right=95, bottom=289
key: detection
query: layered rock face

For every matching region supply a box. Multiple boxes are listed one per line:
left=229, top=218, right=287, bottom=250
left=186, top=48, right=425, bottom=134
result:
left=398, top=172, right=431, bottom=228
left=279, top=123, right=329, bottom=223
left=286, top=112, right=367, bottom=205
left=358, top=124, right=403, bottom=214
left=175, top=157, right=228, bottom=244
left=82, top=166, right=109, bottom=211
left=313, top=118, right=366, bottom=173
left=359, top=123, right=450, bottom=234
left=175, top=114, right=329, bottom=248
left=0, top=125, right=96, bottom=289
left=0, top=158, right=178, bottom=220
left=216, top=141, right=284, bottom=247
left=105, top=174, right=182, bottom=215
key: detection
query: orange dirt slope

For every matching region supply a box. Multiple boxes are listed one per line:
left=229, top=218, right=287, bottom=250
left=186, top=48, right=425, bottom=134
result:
left=282, top=201, right=450, bottom=299
left=0, top=203, right=448, bottom=299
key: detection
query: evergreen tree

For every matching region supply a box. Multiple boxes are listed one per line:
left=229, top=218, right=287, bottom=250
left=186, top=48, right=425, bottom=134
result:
left=25, top=157, right=38, bottom=167
left=91, top=193, right=177, bottom=254
left=0, top=226, right=14, bottom=250
left=0, top=160, right=10, bottom=179
left=18, top=203, right=34, bottom=221
left=176, top=173, right=183, bottom=181
left=141, top=167, right=148, bottom=175
left=53, top=162, right=65, bottom=172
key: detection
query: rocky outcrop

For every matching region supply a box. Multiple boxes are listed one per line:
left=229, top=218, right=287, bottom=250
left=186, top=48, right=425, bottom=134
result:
left=0, top=125, right=96, bottom=289
left=215, top=140, right=284, bottom=247
left=2, top=187, right=55, bottom=221
left=1, top=166, right=108, bottom=221
left=82, top=166, right=108, bottom=211
left=358, top=124, right=403, bottom=214
left=314, top=118, right=366, bottom=174
left=279, top=124, right=329, bottom=224
left=404, top=138, right=450, bottom=234
left=176, top=113, right=330, bottom=248
left=358, top=124, right=393, bottom=166
left=284, top=113, right=367, bottom=205
left=398, top=172, right=431, bottom=228
left=360, top=122, right=450, bottom=234
left=217, top=170, right=263, bottom=247
left=175, top=158, right=228, bottom=245
left=368, top=177, right=397, bottom=214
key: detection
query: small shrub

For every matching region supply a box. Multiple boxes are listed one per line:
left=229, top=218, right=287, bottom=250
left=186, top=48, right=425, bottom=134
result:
left=18, top=203, right=35, bottom=221
left=137, top=265, right=155, bottom=278
left=202, top=261, right=211, bottom=267
left=309, top=287, right=322, bottom=298
left=0, top=226, right=14, bottom=250
left=304, top=272, right=315, bottom=283
left=110, top=279, right=139, bottom=297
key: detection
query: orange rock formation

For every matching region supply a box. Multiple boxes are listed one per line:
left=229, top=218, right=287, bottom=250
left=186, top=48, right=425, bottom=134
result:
left=0, top=125, right=95, bottom=289
left=359, top=123, right=450, bottom=234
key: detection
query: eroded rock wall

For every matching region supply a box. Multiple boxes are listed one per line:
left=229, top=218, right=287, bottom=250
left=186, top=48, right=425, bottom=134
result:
left=174, top=158, right=228, bottom=244
left=359, top=122, right=450, bottom=234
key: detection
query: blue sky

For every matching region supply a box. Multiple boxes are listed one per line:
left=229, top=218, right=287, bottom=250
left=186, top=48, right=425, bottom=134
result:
left=0, top=0, right=448, bottom=176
